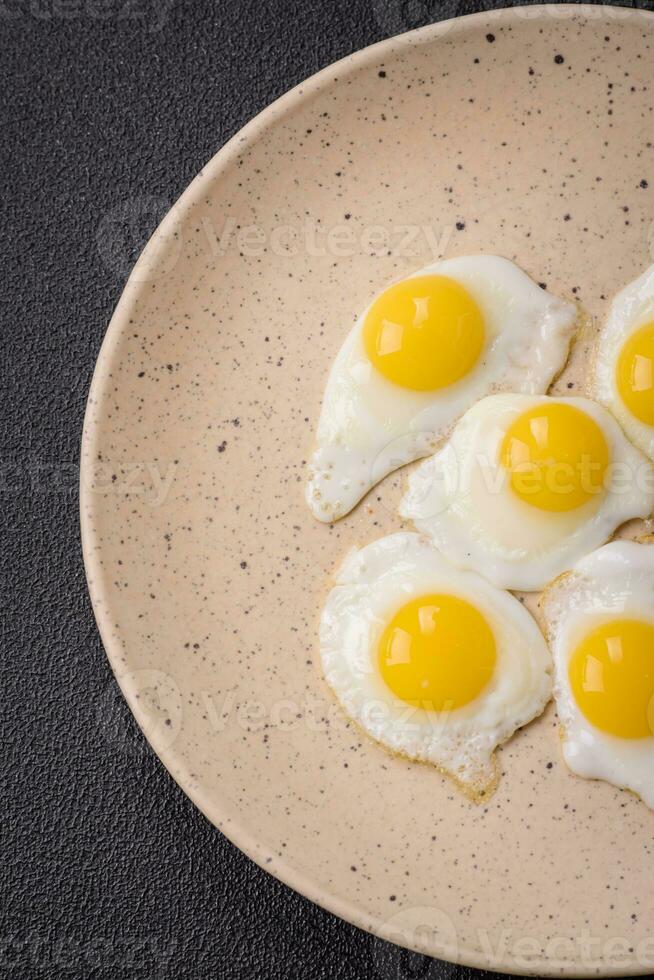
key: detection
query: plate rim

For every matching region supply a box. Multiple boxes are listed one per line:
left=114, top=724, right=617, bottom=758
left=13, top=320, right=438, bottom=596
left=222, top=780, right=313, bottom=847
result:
left=80, top=6, right=654, bottom=976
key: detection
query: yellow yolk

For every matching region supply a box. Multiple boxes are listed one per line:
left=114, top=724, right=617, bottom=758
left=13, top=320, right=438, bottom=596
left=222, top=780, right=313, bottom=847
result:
left=362, top=275, right=485, bottom=391
left=500, top=402, right=609, bottom=512
left=378, top=593, right=496, bottom=710
left=616, top=321, right=654, bottom=426
left=568, top=619, right=654, bottom=739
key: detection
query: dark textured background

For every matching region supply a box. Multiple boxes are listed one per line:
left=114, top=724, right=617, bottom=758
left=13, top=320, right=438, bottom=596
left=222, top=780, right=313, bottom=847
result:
left=3, top=1, right=654, bottom=978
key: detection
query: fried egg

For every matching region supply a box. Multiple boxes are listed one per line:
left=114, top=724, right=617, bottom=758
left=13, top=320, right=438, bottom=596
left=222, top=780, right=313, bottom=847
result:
left=306, top=256, right=576, bottom=522
left=400, top=394, right=654, bottom=591
left=594, top=263, right=654, bottom=461
left=541, top=540, right=654, bottom=808
left=320, top=532, right=552, bottom=797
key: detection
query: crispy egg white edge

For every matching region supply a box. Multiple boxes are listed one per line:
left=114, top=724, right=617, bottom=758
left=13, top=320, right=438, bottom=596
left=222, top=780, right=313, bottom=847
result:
left=541, top=540, right=654, bottom=809
left=399, top=394, right=654, bottom=592
left=319, top=531, right=553, bottom=792
left=594, top=262, right=654, bottom=461
left=306, top=255, right=577, bottom=523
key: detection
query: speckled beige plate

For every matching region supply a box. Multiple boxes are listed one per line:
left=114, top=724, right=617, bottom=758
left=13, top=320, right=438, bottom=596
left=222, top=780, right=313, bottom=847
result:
left=81, top=8, right=654, bottom=976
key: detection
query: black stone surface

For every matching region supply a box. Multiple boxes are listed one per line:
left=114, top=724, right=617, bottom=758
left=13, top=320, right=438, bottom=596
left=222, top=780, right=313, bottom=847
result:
left=3, top=1, right=653, bottom=978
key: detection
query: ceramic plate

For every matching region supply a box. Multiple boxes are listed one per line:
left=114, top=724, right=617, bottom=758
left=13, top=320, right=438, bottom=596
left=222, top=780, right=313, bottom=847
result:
left=81, top=7, right=654, bottom=975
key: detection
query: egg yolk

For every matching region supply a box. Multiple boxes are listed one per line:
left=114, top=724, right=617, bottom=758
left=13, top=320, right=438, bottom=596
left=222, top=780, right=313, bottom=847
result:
left=616, top=321, right=654, bottom=426
left=568, top=619, right=654, bottom=739
left=362, top=275, right=485, bottom=391
left=378, top=593, right=496, bottom=710
left=500, top=402, right=609, bottom=512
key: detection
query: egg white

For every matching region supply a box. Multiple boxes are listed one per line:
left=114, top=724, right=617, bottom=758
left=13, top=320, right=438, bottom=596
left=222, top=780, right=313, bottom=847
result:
left=306, top=255, right=577, bottom=522
left=399, top=394, right=654, bottom=592
left=594, top=263, right=654, bottom=460
left=541, top=540, right=654, bottom=809
left=320, top=532, right=552, bottom=797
